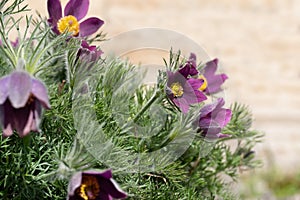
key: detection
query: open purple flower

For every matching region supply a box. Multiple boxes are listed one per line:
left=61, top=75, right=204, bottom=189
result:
left=0, top=71, right=50, bottom=137
left=68, top=169, right=127, bottom=200
left=200, top=58, right=228, bottom=95
left=197, top=98, right=231, bottom=139
left=47, top=0, right=104, bottom=37
left=166, top=71, right=207, bottom=113
left=78, top=40, right=103, bottom=62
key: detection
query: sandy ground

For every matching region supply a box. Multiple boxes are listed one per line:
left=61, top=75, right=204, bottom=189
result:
left=21, top=0, right=300, bottom=172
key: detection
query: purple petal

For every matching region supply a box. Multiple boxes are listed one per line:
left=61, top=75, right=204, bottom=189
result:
left=32, top=100, right=42, bottom=131
left=31, top=78, right=51, bottom=109
left=221, top=74, right=228, bottom=81
left=8, top=71, right=32, bottom=108
left=10, top=102, right=32, bottom=137
left=1, top=101, right=13, bottom=137
left=200, top=98, right=224, bottom=118
left=173, top=98, right=189, bottom=113
left=2, top=123, right=13, bottom=137
left=47, top=0, right=62, bottom=25
left=79, top=17, right=104, bottom=37
left=0, top=75, right=9, bottom=104
left=189, top=53, right=197, bottom=65
left=217, top=109, right=231, bottom=128
left=79, top=41, right=103, bottom=61
left=1, top=101, right=14, bottom=137
left=178, top=63, right=198, bottom=78
left=18, top=109, right=34, bottom=137
left=81, top=40, right=91, bottom=49
left=199, top=120, right=222, bottom=138
left=205, top=73, right=228, bottom=94
left=205, top=127, right=222, bottom=138
left=11, top=38, right=19, bottom=48
left=202, top=58, right=228, bottom=94
left=187, top=78, right=203, bottom=91
left=67, top=172, right=82, bottom=197
left=216, top=133, right=231, bottom=138
left=194, top=90, right=207, bottom=103
left=64, top=0, right=89, bottom=21
left=178, top=53, right=199, bottom=78
left=84, top=169, right=113, bottom=179
left=182, top=89, right=206, bottom=106
left=203, top=58, right=218, bottom=76
left=98, top=178, right=127, bottom=199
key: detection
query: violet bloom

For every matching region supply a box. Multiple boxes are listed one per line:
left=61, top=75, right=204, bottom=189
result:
left=78, top=40, right=103, bottom=62
left=197, top=98, right=231, bottom=139
left=166, top=71, right=207, bottom=113
left=10, top=38, right=19, bottom=48
left=0, top=71, right=50, bottom=137
left=68, top=169, right=127, bottom=200
left=178, top=53, right=199, bottom=78
left=47, top=0, right=104, bottom=37
left=200, top=58, right=228, bottom=95
left=0, top=38, right=19, bottom=48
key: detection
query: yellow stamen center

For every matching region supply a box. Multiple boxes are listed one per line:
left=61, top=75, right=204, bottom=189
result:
left=198, top=75, right=208, bottom=91
left=171, top=82, right=184, bottom=97
left=57, top=15, right=80, bottom=36
left=76, top=175, right=100, bottom=200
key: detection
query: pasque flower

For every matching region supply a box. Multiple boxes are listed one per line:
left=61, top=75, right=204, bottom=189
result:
left=68, top=169, right=127, bottom=200
left=78, top=40, right=103, bottom=62
left=200, top=58, right=228, bottom=95
left=47, top=0, right=104, bottom=37
left=166, top=70, right=207, bottom=113
left=0, top=71, right=50, bottom=137
left=197, top=98, right=231, bottom=139
left=178, top=53, right=199, bottom=78
left=177, top=53, right=228, bottom=94
left=0, top=38, right=19, bottom=48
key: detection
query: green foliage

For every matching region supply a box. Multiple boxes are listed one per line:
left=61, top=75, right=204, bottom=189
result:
left=0, top=0, right=263, bottom=199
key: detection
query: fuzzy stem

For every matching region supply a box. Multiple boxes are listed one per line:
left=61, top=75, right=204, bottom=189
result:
left=133, top=89, right=161, bottom=123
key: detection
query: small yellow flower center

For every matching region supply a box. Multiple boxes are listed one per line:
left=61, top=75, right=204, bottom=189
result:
left=198, top=75, right=208, bottom=91
left=76, top=175, right=100, bottom=200
left=171, top=82, right=184, bottom=97
left=57, top=15, right=80, bottom=36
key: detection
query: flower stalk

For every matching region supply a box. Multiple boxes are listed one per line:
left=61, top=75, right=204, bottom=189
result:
left=133, top=89, right=161, bottom=123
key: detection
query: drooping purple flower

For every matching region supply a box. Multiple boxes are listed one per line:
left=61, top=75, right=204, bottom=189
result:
left=200, top=58, right=228, bottom=95
left=47, top=0, right=104, bottom=37
left=178, top=53, right=199, bottom=78
left=68, top=169, right=127, bottom=200
left=197, top=98, right=231, bottom=139
left=0, top=71, right=50, bottom=137
left=78, top=40, right=103, bottom=62
left=166, top=70, right=207, bottom=113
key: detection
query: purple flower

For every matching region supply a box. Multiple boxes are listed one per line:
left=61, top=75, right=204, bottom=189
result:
left=10, top=38, right=19, bottom=48
left=166, top=71, right=207, bottom=113
left=0, top=38, right=19, bottom=48
left=0, top=71, right=50, bottom=137
left=200, top=58, right=228, bottom=95
left=78, top=40, right=103, bottom=62
left=47, top=0, right=104, bottom=37
left=197, top=98, right=231, bottom=139
left=178, top=53, right=199, bottom=78
left=68, top=169, right=127, bottom=200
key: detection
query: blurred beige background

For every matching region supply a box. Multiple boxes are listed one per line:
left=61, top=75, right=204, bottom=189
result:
left=26, top=0, right=300, bottom=171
